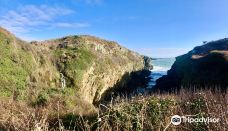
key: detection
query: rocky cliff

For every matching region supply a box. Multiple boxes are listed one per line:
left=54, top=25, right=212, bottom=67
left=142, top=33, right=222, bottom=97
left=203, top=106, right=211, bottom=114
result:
left=0, top=27, right=151, bottom=112
left=154, top=38, right=228, bottom=92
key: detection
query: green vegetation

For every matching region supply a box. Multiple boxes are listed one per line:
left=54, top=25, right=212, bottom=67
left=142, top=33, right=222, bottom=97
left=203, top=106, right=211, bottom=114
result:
left=176, top=52, right=228, bottom=87
left=0, top=31, right=35, bottom=100
left=0, top=28, right=144, bottom=112
left=0, top=28, right=227, bottom=130
left=94, top=97, right=175, bottom=131
left=155, top=38, right=228, bottom=92
left=54, top=46, right=95, bottom=88
left=0, top=88, right=226, bottom=130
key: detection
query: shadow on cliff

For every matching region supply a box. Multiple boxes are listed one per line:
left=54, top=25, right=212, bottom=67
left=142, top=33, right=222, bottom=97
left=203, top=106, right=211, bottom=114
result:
left=94, top=69, right=151, bottom=105
left=153, top=52, right=228, bottom=93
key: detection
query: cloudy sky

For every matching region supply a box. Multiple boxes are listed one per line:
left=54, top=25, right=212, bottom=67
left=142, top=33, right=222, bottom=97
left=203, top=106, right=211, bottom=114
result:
left=1, top=0, right=228, bottom=58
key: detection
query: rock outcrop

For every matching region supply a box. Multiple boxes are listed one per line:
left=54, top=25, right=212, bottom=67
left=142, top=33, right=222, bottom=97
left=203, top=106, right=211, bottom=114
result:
left=144, top=56, right=153, bottom=70
left=0, top=27, right=150, bottom=112
left=154, top=38, right=228, bottom=92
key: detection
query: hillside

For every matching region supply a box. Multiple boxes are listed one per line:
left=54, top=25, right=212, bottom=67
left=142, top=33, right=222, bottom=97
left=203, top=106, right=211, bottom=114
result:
left=0, top=27, right=227, bottom=131
left=154, top=38, right=228, bottom=92
left=0, top=27, right=151, bottom=114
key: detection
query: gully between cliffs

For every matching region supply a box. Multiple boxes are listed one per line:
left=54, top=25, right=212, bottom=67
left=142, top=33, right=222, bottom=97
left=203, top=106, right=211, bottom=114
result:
left=94, top=56, right=153, bottom=105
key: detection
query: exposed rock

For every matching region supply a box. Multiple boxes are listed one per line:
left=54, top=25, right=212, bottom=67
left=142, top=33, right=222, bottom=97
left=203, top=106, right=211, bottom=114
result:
left=154, top=38, right=228, bottom=92
left=96, top=69, right=152, bottom=104
left=144, top=56, right=153, bottom=70
left=0, top=27, right=151, bottom=111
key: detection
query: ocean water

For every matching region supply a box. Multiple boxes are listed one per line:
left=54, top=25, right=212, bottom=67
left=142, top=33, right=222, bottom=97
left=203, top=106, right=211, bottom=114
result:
left=135, top=58, right=175, bottom=94
left=147, top=58, right=176, bottom=88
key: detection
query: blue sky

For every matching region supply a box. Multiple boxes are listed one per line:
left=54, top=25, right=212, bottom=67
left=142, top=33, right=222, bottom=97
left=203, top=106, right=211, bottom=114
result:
left=1, top=0, right=228, bottom=58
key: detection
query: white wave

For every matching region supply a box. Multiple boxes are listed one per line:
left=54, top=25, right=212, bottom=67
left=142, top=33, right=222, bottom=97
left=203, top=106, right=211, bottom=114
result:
left=152, top=66, right=170, bottom=72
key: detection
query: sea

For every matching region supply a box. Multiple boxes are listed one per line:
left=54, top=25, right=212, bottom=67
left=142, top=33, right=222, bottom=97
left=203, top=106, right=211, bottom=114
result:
left=136, top=58, right=175, bottom=93
left=147, top=58, right=176, bottom=88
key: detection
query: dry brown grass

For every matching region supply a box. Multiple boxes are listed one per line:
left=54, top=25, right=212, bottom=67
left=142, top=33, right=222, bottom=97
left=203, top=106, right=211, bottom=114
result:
left=0, top=88, right=227, bottom=131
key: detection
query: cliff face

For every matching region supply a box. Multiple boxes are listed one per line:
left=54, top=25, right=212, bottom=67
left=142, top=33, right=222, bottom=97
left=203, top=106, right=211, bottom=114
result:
left=0, top=27, right=147, bottom=111
left=45, top=35, right=145, bottom=104
left=155, top=38, right=228, bottom=92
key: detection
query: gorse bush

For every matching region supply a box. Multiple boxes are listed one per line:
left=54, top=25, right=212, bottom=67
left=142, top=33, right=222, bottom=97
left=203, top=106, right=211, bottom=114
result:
left=33, top=93, right=49, bottom=107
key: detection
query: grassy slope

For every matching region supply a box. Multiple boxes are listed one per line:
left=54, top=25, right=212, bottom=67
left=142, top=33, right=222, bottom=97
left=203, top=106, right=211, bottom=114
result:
left=0, top=28, right=144, bottom=116
left=155, top=39, right=228, bottom=92
left=0, top=29, right=227, bottom=130
left=54, top=45, right=96, bottom=89
left=51, top=35, right=144, bottom=104
left=0, top=29, right=35, bottom=100
left=0, top=31, right=97, bottom=110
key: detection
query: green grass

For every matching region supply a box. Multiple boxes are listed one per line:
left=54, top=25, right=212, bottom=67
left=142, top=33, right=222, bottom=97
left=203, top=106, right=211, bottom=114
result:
left=0, top=32, right=35, bottom=99
left=54, top=46, right=95, bottom=89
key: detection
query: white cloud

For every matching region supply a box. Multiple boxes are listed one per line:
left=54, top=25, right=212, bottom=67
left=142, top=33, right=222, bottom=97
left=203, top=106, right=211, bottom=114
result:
left=53, top=22, right=90, bottom=28
left=0, top=5, right=88, bottom=36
